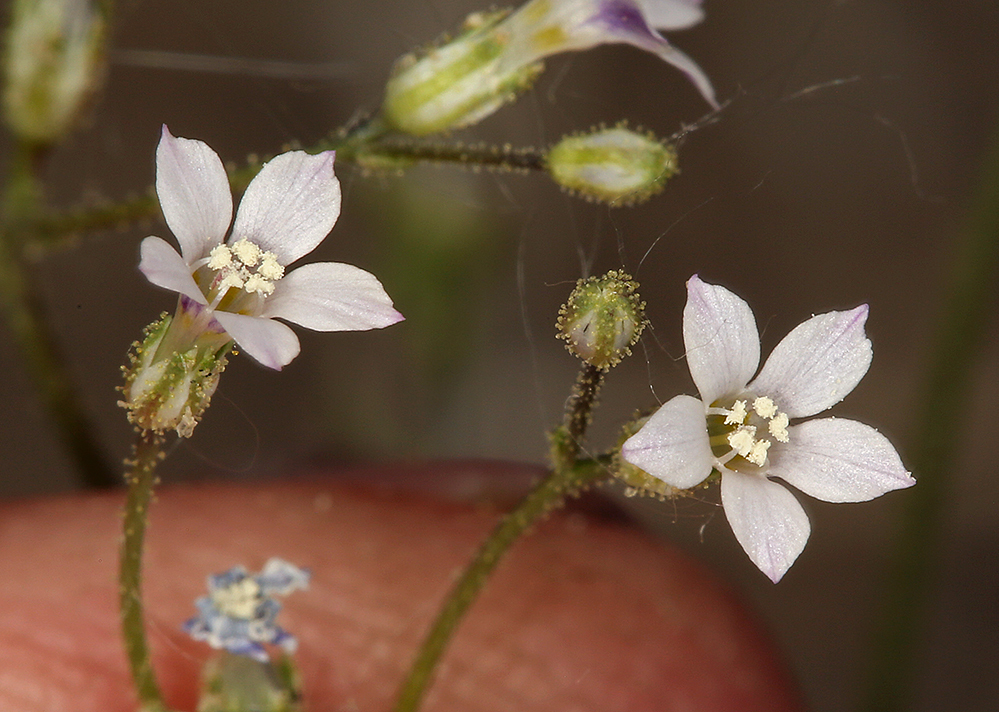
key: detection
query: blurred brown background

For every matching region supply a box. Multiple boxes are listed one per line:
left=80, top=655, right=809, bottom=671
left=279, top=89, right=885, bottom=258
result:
left=1, top=0, right=997, bottom=710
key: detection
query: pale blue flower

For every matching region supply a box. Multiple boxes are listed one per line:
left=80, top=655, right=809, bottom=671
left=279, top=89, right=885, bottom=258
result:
left=183, top=558, right=311, bottom=662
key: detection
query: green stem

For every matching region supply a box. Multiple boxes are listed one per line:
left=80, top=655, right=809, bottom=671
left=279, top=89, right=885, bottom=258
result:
left=393, top=362, right=607, bottom=712
left=30, top=119, right=543, bottom=246
left=356, top=139, right=547, bottom=171
left=391, top=456, right=612, bottom=712
left=119, top=430, right=168, bottom=712
left=0, top=141, right=117, bottom=488
left=860, top=129, right=999, bottom=711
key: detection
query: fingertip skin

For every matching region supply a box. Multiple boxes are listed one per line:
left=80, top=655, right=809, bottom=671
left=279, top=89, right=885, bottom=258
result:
left=0, top=462, right=802, bottom=712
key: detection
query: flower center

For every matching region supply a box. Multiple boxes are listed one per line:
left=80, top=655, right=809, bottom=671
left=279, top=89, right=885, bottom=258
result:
left=707, top=395, right=790, bottom=471
left=200, top=238, right=285, bottom=312
left=211, top=577, right=262, bottom=620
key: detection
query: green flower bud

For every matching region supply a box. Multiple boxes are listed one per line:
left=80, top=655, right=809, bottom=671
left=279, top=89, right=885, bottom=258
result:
left=120, top=311, right=230, bottom=438
left=556, top=270, right=646, bottom=370
left=2, top=0, right=105, bottom=144
left=381, top=10, right=543, bottom=137
left=546, top=126, right=677, bottom=205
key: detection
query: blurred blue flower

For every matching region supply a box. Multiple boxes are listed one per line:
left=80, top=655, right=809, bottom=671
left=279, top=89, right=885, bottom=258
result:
left=183, top=558, right=310, bottom=662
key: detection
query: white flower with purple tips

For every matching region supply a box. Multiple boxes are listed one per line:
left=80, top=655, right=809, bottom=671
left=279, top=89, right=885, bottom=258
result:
left=622, top=276, right=914, bottom=582
left=184, top=558, right=311, bottom=662
left=139, top=126, right=403, bottom=370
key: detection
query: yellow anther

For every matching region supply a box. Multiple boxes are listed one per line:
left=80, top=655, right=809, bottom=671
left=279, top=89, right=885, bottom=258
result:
left=728, top=426, right=756, bottom=458
left=725, top=400, right=748, bottom=425
left=231, top=238, right=262, bottom=267
left=208, top=244, right=232, bottom=271
left=753, top=396, right=777, bottom=419
left=769, top=413, right=790, bottom=443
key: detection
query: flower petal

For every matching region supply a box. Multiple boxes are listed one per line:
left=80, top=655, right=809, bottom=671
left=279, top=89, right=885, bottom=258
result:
left=501, top=0, right=716, bottom=107
left=155, top=125, right=232, bottom=262
left=638, top=0, right=705, bottom=30
left=213, top=312, right=301, bottom=370
left=683, top=275, right=760, bottom=406
left=262, top=262, right=404, bottom=332
left=768, top=417, right=915, bottom=503
left=621, top=394, right=714, bottom=488
left=138, top=236, right=207, bottom=304
left=231, top=150, right=340, bottom=266
left=588, top=0, right=716, bottom=107
left=721, top=471, right=810, bottom=583
left=750, top=305, right=872, bottom=418
left=257, top=558, right=311, bottom=596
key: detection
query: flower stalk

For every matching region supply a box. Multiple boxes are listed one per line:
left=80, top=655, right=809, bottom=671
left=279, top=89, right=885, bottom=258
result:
left=391, top=455, right=611, bottom=712
left=119, top=430, right=168, bottom=712
left=393, top=273, right=637, bottom=710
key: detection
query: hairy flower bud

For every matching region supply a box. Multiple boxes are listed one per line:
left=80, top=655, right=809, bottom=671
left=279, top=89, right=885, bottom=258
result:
left=2, top=0, right=105, bottom=143
left=120, top=307, right=230, bottom=438
left=546, top=126, right=677, bottom=205
left=381, top=10, right=542, bottom=137
left=556, top=270, right=646, bottom=370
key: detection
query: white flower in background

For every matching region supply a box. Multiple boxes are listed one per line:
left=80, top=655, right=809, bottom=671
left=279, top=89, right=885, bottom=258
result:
left=139, top=125, right=403, bottom=370
left=622, top=275, right=914, bottom=582
left=383, top=0, right=716, bottom=136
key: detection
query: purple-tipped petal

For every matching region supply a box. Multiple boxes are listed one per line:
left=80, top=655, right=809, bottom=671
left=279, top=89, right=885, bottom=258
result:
left=621, top=394, right=714, bottom=488
left=214, top=311, right=301, bottom=370
left=591, top=0, right=716, bottom=107
left=750, top=305, right=872, bottom=419
left=721, top=471, right=810, bottom=583
left=499, top=0, right=716, bottom=107
left=683, top=275, right=760, bottom=406
left=138, top=236, right=207, bottom=304
left=639, top=0, right=705, bottom=30
left=231, top=150, right=340, bottom=266
left=769, top=418, right=915, bottom=503
left=263, top=262, right=404, bottom=332
left=155, top=125, right=232, bottom=262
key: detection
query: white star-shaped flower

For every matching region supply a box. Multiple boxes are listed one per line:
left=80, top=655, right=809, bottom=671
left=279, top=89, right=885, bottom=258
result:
left=138, top=125, right=403, bottom=370
left=622, top=275, right=914, bottom=582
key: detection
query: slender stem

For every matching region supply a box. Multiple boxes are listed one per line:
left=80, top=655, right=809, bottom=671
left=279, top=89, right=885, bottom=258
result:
left=393, top=362, right=607, bottom=712
left=392, top=457, right=612, bottom=712
left=119, top=430, right=168, bottom=712
left=0, top=141, right=117, bottom=488
left=357, top=139, right=547, bottom=171
left=860, top=129, right=999, bottom=711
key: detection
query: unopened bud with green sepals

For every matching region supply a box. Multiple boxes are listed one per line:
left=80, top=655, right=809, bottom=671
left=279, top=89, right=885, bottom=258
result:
left=556, top=270, right=646, bottom=370
left=546, top=125, right=677, bottom=205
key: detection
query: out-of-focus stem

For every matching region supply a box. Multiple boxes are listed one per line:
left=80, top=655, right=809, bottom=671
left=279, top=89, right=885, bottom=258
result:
left=0, top=140, right=116, bottom=488
left=860, top=130, right=999, bottom=712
